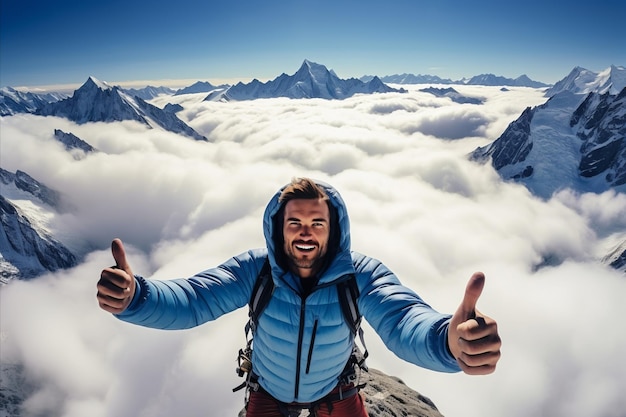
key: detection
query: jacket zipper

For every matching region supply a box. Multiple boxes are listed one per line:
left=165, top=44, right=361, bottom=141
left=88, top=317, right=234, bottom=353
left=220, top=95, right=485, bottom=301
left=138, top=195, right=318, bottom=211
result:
left=306, top=319, right=319, bottom=374
left=294, top=297, right=306, bottom=399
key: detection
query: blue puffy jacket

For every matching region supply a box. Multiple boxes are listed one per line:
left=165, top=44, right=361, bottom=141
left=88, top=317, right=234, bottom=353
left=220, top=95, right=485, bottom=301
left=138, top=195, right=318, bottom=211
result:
left=116, top=181, right=460, bottom=403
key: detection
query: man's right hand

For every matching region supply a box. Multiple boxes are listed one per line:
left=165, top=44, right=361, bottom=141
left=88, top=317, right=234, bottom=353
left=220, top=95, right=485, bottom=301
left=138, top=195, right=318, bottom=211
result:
left=97, top=238, right=136, bottom=314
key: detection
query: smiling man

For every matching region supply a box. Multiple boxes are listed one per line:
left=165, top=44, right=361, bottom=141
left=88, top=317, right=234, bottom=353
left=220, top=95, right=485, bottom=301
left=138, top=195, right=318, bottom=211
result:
left=282, top=188, right=330, bottom=277
left=97, top=177, right=501, bottom=417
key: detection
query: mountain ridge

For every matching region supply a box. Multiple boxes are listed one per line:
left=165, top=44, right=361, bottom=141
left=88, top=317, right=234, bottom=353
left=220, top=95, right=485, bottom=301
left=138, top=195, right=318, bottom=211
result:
left=206, top=60, right=406, bottom=101
left=35, top=77, right=209, bottom=141
left=0, top=168, right=77, bottom=282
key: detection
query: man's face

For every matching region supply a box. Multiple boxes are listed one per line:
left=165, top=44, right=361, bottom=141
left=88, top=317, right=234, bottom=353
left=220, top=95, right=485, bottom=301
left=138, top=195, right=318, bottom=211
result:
left=282, top=198, right=330, bottom=278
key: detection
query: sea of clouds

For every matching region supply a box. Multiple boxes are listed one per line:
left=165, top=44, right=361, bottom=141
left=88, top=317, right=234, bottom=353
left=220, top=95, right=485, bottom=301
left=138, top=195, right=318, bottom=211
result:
left=1, top=84, right=625, bottom=417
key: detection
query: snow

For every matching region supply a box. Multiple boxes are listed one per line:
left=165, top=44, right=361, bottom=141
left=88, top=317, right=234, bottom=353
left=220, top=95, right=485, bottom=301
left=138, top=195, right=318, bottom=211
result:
left=520, top=92, right=585, bottom=197
left=86, top=76, right=113, bottom=91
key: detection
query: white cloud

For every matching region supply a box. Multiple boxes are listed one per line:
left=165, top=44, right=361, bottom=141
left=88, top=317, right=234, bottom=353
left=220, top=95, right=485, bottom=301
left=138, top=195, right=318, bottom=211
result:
left=1, top=85, right=624, bottom=417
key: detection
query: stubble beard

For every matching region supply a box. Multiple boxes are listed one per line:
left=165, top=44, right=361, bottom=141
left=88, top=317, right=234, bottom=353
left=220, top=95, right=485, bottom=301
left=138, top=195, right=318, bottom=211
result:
left=285, top=242, right=326, bottom=272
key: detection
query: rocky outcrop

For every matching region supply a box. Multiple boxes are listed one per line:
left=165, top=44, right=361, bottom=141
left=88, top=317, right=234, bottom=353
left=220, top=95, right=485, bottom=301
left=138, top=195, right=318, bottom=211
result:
left=602, top=240, right=626, bottom=273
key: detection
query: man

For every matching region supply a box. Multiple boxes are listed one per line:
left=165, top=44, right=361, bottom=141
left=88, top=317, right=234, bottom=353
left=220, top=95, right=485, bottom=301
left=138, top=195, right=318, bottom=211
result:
left=97, top=178, right=501, bottom=417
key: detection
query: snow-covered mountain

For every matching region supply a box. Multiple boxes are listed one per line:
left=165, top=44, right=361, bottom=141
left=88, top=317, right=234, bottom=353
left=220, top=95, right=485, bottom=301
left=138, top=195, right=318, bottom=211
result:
left=122, top=85, right=176, bottom=100
left=37, top=77, right=209, bottom=141
left=363, top=73, right=455, bottom=85
left=470, top=66, right=626, bottom=198
left=207, top=60, right=406, bottom=101
left=465, top=73, right=550, bottom=88
left=0, top=87, right=67, bottom=116
left=0, top=169, right=77, bottom=282
left=545, top=65, right=626, bottom=96
left=174, top=81, right=228, bottom=95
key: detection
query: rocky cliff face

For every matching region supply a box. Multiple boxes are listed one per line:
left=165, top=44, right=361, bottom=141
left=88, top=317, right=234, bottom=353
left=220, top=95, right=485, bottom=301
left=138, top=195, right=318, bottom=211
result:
left=571, top=88, right=626, bottom=185
left=0, top=168, right=77, bottom=282
left=602, top=239, right=626, bottom=273
left=238, top=368, right=444, bottom=417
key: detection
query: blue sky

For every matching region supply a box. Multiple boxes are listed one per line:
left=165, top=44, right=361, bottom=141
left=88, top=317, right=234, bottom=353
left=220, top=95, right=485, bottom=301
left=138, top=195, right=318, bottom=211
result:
left=1, top=0, right=624, bottom=89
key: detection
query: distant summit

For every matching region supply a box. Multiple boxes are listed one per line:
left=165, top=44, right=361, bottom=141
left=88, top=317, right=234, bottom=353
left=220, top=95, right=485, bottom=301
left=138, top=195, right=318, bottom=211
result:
left=123, top=85, right=176, bottom=100
left=0, top=87, right=67, bottom=116
left=174, top=81, right=229, bottom=95
left=465, top=73, right=550, bottom=88
left=206, top=60, right=406, bottom=101
left=545, top=65, right=626, bottom=96
left=362, top=72, right=550, bottom=88
left=37, top=77, right=208, bottom=141
left=363, top=73, right=454, bottom=85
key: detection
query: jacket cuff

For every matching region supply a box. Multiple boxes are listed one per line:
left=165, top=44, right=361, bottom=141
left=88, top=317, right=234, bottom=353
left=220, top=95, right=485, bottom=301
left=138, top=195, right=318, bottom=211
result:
left=115, top=275, right=150, bottom=317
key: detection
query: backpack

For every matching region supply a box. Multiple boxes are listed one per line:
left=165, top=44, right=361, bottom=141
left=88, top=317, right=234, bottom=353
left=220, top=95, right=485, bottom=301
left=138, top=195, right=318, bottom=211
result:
left=234, top=257, right=368, bottom=392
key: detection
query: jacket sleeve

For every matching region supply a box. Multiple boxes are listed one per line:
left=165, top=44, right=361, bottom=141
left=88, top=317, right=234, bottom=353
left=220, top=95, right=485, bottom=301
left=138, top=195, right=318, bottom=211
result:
left=114, top=249, right=266, bottom=330
left=352, top=253, right=461, bottom=373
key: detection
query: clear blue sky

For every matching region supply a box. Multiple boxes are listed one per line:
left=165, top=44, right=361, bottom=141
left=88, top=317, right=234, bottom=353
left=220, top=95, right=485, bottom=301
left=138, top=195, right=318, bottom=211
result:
left=1, top=0, right=624, bottom=89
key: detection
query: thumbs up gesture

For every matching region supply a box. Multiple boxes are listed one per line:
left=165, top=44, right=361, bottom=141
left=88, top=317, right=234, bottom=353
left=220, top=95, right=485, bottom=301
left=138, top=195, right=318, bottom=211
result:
left=448, top=272, right=501, bottom=375
left=97, top=238, right=136, bottom=314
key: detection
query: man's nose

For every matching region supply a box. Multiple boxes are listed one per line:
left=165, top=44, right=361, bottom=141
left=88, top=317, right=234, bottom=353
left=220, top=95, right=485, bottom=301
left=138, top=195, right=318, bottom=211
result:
left=300, top=225, right=311, bottom=236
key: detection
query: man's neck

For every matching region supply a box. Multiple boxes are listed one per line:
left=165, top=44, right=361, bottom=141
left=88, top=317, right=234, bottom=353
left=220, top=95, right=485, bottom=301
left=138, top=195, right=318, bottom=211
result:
left=300, top=275, right=316, bottom=296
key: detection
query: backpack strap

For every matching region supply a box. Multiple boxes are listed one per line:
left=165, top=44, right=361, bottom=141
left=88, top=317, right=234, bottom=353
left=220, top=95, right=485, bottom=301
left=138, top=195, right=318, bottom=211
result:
left=245, top=257, right=273, bottom=336
left=337, top=275, right=369, bottom=368
left=336, top=276, right=361, bottom=336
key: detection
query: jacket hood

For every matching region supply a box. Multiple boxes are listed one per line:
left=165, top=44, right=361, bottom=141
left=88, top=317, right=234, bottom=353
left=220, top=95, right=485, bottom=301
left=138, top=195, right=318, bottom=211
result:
left=262, top=180, right=354, bottom=286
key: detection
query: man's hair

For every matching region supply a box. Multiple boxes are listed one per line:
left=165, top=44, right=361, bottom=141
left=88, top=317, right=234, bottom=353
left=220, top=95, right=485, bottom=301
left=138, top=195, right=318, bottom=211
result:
left=279, top=177, right=329, bottom=204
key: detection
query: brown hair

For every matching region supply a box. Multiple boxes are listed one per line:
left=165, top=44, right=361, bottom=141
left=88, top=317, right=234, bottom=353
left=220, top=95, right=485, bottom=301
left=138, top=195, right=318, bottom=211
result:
left=278, top=177, right=329, bottom=204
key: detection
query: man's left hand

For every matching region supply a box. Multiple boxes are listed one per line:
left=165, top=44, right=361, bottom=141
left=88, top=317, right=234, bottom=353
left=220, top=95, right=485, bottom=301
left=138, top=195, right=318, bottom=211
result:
left=448, top=272, right=501, bottom=375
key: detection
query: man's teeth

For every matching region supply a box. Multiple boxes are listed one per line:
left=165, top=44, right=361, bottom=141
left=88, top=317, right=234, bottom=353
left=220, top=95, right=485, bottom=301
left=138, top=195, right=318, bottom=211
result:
left=295, top=244, right=315, bottom=251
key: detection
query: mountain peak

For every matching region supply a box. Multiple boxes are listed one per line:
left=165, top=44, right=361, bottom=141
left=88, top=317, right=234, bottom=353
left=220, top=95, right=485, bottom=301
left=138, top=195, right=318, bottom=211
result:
left=36, top=78, right=208, bottom=141
left=211, top=60, right=403, bottom=101
left=547, top=65, right=626, bottom=96
left=84, top=76, right=113, bottom=91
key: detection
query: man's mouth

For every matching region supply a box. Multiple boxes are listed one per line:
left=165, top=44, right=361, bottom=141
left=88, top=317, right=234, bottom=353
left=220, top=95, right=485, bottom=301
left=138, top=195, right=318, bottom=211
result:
left=294, top=243, right=317, bottom=252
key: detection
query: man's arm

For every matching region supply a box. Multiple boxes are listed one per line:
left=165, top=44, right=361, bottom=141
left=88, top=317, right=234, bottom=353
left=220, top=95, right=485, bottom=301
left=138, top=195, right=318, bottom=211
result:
left=354, top=254, right=501, bottom=375
left=96, top=239, right=265, bottom=330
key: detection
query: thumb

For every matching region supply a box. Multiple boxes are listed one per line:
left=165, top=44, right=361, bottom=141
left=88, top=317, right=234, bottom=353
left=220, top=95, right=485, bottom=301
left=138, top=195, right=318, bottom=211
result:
left=459, top=272, right=485, bottom=319
left=111, top=238, right=132, bottom=273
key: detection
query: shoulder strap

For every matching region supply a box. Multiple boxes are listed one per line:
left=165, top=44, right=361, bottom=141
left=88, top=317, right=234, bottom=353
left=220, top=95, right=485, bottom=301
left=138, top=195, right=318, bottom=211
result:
left=246, top=257, right=273, bottom=335
left=336, top=275, right=361, bottom=336
left=337, top=275, right=368, bottom=365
